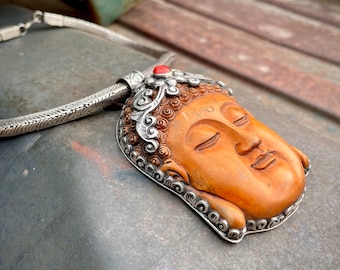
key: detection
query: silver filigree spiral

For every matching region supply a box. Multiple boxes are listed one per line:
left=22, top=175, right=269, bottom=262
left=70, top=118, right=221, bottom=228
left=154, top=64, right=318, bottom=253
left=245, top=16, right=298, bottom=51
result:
left=130, top=69, right=233, bottom=153
left=184, top=191, right=197, bottom=206
left=195, top=199, right=209, bottom=214
left=118, top=71, right=144, bottom=90
left=216, top=220, right=229, bottom=233
left=116, top=68, right=309, bottom=243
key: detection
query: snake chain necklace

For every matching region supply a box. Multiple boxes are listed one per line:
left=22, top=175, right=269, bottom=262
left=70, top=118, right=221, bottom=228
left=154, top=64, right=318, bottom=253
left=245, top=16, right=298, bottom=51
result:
left=0, top=11, right=310, bottom=243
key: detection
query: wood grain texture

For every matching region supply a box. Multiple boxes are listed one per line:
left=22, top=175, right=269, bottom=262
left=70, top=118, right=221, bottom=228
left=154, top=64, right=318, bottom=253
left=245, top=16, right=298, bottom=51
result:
left=260, top=0, right=340, bottom=27
left=168, top=0, right=340, bottom=65
left=120, top=0, right=340, bottom=119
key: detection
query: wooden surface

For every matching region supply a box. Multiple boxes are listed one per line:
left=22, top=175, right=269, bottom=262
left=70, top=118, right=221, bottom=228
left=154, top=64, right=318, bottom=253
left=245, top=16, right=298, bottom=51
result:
left=118, top=0, right=340, bottom=121
left=169, top=0, right=340, bottom=65
left=260, top=0, right=340, bottom=27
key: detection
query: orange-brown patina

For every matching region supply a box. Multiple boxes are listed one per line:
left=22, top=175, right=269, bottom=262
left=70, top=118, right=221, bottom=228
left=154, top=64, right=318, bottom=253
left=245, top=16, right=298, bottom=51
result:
left=122, top=82, right=309, bottom=229
left=160, top=85, right=308, bottom=229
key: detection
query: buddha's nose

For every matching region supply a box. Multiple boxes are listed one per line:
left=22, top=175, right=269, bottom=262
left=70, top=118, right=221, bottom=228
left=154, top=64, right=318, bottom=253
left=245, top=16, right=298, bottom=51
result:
left=233, top=127, right=261, bottom=155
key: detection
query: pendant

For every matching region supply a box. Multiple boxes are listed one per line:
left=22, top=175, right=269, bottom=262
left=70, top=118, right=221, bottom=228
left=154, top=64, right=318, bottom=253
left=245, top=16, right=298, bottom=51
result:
left=117, top=65, right=310, bottom=243
left=0, top=10, right=310, bottom=243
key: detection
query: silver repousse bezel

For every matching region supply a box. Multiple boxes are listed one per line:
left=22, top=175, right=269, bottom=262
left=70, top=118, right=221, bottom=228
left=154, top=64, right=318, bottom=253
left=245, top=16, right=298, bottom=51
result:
left=116, top=69, right=309, bottom=243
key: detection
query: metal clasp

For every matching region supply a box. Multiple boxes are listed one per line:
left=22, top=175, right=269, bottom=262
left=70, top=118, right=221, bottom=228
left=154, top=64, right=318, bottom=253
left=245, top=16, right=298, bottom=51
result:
left=0, top=10, right=43, bottom=42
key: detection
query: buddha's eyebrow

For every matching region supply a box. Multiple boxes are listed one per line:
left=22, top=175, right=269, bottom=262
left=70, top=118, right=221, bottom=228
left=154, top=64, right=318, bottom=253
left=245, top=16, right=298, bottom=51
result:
left=186, top=119, right=214, bottom=138
left=220, top=101, right=237, bottom=112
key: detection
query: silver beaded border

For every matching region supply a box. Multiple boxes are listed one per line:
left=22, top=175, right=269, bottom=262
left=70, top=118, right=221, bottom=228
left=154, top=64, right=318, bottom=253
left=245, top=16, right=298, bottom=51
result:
left=116, top=70, right=309, bottom=243
left=117, top=118, right=308, bottom=243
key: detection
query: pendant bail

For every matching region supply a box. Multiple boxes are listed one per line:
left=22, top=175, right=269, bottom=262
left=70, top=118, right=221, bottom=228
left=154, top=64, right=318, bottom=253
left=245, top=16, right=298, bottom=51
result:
left=117, top=71, right=145, bottom=91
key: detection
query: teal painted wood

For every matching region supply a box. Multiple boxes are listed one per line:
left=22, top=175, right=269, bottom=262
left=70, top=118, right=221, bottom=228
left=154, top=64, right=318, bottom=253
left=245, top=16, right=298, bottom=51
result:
left=90, top=0, right=142, bottom=24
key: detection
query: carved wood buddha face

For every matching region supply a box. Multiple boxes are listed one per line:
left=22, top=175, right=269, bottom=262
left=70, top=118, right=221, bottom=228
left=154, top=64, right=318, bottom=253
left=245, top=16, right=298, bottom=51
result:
left=117, top=66, right=310, bottom=242
left=164, top=91, right=308, bottom=228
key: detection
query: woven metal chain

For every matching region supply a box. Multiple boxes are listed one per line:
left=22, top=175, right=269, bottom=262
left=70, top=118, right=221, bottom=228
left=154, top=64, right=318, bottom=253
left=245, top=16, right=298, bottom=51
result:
left=0, top=11, right=175, bottom=137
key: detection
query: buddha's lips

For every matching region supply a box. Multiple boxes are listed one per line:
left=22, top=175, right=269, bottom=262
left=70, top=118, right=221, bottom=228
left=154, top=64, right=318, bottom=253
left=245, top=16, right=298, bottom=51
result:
left=251, top=151, right=276, bottom=169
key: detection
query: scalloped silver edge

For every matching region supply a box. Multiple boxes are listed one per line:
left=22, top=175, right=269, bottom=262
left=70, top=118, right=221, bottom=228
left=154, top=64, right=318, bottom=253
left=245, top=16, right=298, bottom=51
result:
left=116, top=115, right=309, bottom=243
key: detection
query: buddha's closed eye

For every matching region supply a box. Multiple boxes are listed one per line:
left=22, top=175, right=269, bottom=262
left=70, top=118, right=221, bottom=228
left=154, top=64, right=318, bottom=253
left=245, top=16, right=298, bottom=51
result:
left=233, top=114, right=248, bottom=126
left=195, top=132, right=220, bottom=151
left=222, top=103, right=249, bottom=127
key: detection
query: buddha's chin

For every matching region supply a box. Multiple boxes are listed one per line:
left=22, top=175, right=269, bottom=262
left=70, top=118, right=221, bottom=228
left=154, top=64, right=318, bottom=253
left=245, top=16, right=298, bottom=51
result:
left=246, top=165, right=306, bottom=219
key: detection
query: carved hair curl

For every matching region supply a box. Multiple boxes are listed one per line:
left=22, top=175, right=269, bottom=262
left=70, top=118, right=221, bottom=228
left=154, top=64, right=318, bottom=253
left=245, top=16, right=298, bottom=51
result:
left=121, top=82, right=227, bottom=167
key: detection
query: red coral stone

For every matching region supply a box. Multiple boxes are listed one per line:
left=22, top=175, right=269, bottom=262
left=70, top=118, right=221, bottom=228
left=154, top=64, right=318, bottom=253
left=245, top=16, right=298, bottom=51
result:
left=153, top=65, right=171, bottom=74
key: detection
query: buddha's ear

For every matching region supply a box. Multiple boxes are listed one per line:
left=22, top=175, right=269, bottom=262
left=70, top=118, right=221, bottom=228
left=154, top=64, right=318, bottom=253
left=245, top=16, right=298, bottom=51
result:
left=290, top=146, right=310, bottom=169
left=190, top=187, right=246, bottom=229
left=161, top=159, right=189, bottom=184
